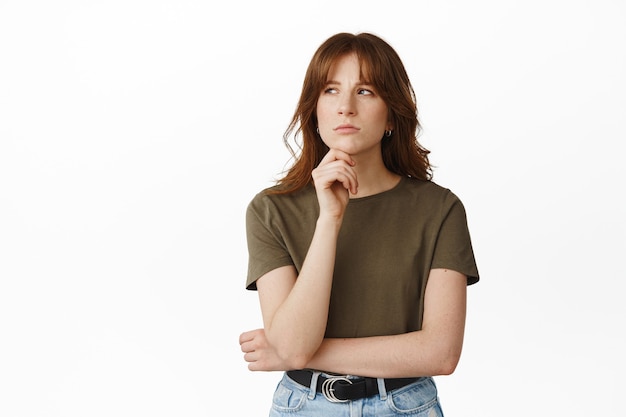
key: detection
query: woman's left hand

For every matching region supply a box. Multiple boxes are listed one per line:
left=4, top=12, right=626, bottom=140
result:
left=239, top=328, right=290, bottom=372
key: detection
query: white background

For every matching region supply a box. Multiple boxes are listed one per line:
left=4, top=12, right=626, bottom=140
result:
left=1, top=1, right=624, bottom=416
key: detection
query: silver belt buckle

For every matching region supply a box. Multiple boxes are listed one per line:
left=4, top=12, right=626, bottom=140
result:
left=321, top=376, right=353, bottom=403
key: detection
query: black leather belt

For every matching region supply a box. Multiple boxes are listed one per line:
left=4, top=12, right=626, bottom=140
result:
left=286, top=370, right=419, bottom=402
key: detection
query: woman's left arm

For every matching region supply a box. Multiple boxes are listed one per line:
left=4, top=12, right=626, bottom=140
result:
left=241, top=268, right=468, bottom=378
left=307, top=268, right=467, bottom=378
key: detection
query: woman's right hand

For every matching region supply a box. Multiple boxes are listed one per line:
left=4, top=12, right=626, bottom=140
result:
left=311, top=149, right=358, bottom=219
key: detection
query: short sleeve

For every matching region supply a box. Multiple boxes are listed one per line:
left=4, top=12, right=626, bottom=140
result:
left=430, top=193, right=479, bottom=285
left=245, top=193, right=294, bottom=290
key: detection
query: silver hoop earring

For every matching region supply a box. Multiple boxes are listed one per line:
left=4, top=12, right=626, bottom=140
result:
left=316, top=127, right=320, bottom=134
left=385, top=130, right=393, bottom=137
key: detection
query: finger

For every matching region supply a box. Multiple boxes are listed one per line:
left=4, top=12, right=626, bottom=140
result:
left=238, top=328, right=260, bottom=345
left=238, top=331, right=251, bottom=345
left=240, top=337, right=260, bottom=353
left=247, top=356, right=270, bottom=372
left=338, top=166, right=359, bottom=194
left=240, top=340, right=251, bottom=353
left=314, top=160, right=358, bottom=183
left=334, top=171, right=358, bottom=194
left=319, top=148, right=355, bottom=167
left=243, top=351, right=257, bottom=363
left=316, top=164, right=358, bottom=194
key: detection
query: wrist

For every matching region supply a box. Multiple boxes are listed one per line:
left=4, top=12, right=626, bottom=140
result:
left=316, top=214, right=343, bottom=231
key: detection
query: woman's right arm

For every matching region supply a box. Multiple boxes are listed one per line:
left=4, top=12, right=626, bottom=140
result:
left=246, top=150, right=358, bottom=370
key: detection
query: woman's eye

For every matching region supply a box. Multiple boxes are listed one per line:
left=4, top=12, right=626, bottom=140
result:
left=324, top=87, right=338, bottom=94
left=357, top=88, right=373, bottom=95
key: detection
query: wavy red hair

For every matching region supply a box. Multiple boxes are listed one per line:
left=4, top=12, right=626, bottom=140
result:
left=271, top=32, right=432, bottom=194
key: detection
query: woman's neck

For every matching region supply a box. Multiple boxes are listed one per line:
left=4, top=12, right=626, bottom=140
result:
left=349, top=163, right=401, bottom=198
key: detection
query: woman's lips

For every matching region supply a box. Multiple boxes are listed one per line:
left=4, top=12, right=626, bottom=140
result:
left=334, top=124, right=360, bottom=134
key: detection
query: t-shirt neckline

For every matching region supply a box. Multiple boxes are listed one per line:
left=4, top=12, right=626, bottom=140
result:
left=348, top=176, right=406, bottom=203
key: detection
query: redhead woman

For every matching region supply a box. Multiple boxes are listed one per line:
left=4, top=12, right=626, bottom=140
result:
left=239, top=32, right=479, bottom=417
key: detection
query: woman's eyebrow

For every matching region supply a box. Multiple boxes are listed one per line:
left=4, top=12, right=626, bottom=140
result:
left=324, top=79, right=372, bottom=85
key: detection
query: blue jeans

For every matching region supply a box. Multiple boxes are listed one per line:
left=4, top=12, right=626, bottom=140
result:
left=268, top=371, right=444, bottom=416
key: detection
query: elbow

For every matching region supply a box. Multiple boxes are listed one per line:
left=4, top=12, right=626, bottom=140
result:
left=276, top=349, right=314, bottom=370
left=422, top=335, right=462, bottom=376
left=265, top=328, right=323, bottom=370
left=271, top=340, right=317, bottom=370
left=437, top=355, right=460, bottom=376
left=285, top=354, right=312, bottom=371
left=434, top=349, right=462, bottom=376
left=422, top=328, right=464, bottom=376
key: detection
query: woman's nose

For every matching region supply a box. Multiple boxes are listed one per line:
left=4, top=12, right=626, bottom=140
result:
left=337, top=94, right=356, bottom=115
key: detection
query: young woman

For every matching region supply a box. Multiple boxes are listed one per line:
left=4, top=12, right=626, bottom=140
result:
left=239, top=32, right=479, bottom=416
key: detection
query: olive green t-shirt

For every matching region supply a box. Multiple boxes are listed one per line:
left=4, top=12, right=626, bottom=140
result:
left=245, top=176, right=479, bottom=338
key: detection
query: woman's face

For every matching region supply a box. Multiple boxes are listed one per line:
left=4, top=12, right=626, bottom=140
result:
left=316, top=53, right=391, bottom=159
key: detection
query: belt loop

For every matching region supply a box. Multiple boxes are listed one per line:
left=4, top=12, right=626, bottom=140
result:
left=377, top=378, right=388, bottom=400
left=308, top=371, right=320, bottom=399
